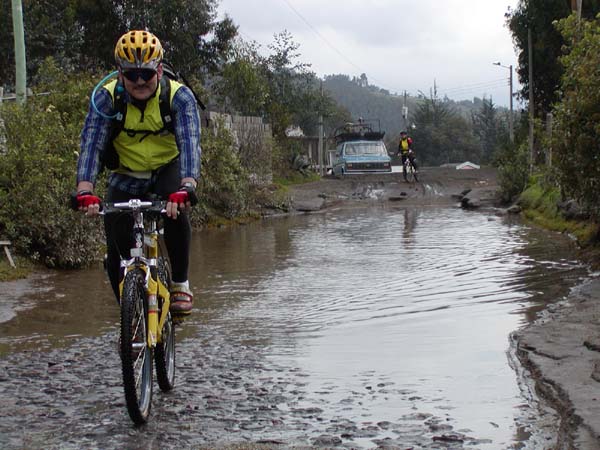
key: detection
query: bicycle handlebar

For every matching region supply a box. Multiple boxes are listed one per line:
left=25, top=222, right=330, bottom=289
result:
left=101, top=199, right=167, bottom=216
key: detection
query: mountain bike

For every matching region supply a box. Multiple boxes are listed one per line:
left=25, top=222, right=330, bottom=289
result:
left=403, top=150, right=419, bottom=183
left=102, top=199, right=176, bottom=425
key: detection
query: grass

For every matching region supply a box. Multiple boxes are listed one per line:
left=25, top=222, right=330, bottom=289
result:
left=0, top=257, right=34, bottom=282
left=273, top=170, right=321, bottom=187
left=519, top=181, right=600, bottom=247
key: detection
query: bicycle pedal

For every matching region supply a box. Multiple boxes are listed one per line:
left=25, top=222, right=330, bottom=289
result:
left=172, top=316, right=187, bottom=325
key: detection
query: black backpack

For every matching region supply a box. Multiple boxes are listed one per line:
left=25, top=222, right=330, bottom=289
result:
left=100, top=62, right=205, bottom=171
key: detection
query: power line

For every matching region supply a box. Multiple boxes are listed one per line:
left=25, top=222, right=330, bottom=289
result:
left=439, top=78, right=508, bottom=94
left=279, top=0, right=407, bottom=94
left=436, top=79, right=510, bottom=100
left=280, top=0, right=363, bottom=73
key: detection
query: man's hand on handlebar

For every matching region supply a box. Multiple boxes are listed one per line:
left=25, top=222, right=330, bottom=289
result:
left=70, top=190, right=102, bottom=216
left=166, top=181, right=198, bottom=219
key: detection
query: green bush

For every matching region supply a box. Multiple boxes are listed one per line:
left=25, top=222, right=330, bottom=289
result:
left=0, top=59, right=104, bottom=268
left=552, top=15, right=600, bottom=218
left=496, top=141, right=530, bottom=204
left=195, top=119, right=251, bottom=222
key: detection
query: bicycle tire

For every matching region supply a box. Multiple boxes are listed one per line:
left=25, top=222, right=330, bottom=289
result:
left=120, top=268, right=153, bottom=425
left=404, top=163, right=413, bottom=183
left=155, top=256, right=176, bottom=391
left=405, top=161, right=418, bottom=183
left=412, top=165, right=419, bottom=183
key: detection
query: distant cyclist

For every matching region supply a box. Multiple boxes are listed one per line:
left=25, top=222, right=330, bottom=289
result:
left=397, top=130, right=417, bottom=181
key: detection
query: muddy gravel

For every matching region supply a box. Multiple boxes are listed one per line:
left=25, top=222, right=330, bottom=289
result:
left=0, top=319, right=496, bottom=450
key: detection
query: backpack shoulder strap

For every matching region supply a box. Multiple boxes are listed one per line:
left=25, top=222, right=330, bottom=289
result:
left=159, top=77, right=174, bottom=134
left=110, top=81, right=127, bottom=140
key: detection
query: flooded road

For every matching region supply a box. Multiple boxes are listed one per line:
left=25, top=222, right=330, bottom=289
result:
left=0, top=205, right=589, bottom=449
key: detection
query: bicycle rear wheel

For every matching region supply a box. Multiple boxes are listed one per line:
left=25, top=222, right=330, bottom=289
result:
left=155, top=256, right=176, bottom=391
left=120, top=268, right=153, bottom=425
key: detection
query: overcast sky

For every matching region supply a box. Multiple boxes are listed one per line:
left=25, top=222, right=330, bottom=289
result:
left=216, top=0, right=521, bottom=107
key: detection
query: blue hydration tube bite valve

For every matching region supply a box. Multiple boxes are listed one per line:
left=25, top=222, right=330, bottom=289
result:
left=91, top=71, right=120, bottom=120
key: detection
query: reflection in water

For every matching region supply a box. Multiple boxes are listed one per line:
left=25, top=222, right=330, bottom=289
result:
left=0, top=206, right=587, bottom=447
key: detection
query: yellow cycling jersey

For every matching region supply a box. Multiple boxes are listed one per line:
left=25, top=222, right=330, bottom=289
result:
left=400, top=138, right=410, bottom=152
left=105, top=78, right=183, bottom=172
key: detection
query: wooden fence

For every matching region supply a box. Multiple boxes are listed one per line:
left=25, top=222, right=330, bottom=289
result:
left=207, top=112, right=273, bottom=185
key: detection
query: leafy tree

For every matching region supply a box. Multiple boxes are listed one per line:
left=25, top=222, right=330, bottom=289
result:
left=551, top=14, right=600, bottom=217
left=472, top=98, right=501, bottom=164
left=411, top=87, right=479, bottom=165
left=214, top=40, right=270, bottom=116
left=111, top=0, right=238, bottom=76
left=1, top=0, right=237, bottom=85
left=263, top=30, right=314, bottom=137
left=506, top=0, right=600, bottom=116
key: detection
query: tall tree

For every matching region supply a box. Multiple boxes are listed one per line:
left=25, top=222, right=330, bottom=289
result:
left=506, top=0, right=600, bottom=116
left=262, top=30, right=314, bottom=136
left=0, top=0, right=237, bottom=85
left=214, top=39, right=270, bottom=116
left=472, top=98, right=499, bottom=164
left=552, top=15, right=600, bottom=216
left=412, top=87, right=479, bottom=165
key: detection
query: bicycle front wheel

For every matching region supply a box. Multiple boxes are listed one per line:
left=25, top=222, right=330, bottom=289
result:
left=155, top=256, right=175, bottom=391
left=120, top=268, right=153, bottom=425
left=405, top=165, right=415, bottom=183
left=412, top=166, right=419, bottom=183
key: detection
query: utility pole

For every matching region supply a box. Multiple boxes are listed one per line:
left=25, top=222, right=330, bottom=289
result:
left=509, top=64, right=514, bottom=143
left=546, top=112, right=553, bottom=167
left=572, top=0, right=582, bottom=21
left=11, top=0, right=27, bottom=105
left=528, top=27, right=535, bottom=173
left=402, top=90, right=408, bottom=131
left=318, top=81, right=324, bottom=176
left=493, top=62, right=514, bottom=143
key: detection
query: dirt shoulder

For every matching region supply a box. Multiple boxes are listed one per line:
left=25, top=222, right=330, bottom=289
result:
left=514, top=279, right=600, bottom=449
left=287, top=165, right=500, bottom=212
left=288, top=165, right=600, bottom=449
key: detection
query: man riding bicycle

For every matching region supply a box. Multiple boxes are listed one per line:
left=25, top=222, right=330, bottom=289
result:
left=73, top=30, right=201, bottom=316
left=397, top=130, right=418, bottom=182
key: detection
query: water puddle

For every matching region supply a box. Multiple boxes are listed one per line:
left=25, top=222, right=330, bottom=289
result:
left=0, top=206, right=588, bottom=448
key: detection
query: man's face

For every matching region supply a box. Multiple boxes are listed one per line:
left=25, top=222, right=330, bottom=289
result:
left=120, top=64, right=163, bottom=101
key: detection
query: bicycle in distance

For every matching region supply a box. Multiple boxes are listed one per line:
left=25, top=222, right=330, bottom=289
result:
left=101, top=198, right=177, bottom=425
left=403, top=149, right=419, bottom=183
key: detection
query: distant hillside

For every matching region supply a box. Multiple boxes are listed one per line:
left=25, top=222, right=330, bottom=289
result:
left=323, top=74, right=501, bottom=143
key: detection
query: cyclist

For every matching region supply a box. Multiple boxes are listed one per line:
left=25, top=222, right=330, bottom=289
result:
left=73, top=30, right=201, bottom=316
left=397, top=130, right=417, bottom=181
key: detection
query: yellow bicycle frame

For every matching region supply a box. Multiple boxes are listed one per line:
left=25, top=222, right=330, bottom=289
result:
left=118, top=228, right=171, bottom=348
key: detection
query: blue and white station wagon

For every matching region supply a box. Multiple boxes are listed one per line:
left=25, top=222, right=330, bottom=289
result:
left=331, top=120, right=392, bottom=176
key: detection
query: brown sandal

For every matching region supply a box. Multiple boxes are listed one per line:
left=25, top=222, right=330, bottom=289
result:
left=170, top=289, right=193, bottom=315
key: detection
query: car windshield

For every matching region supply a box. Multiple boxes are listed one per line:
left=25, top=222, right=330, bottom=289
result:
left=344, top=142, right=387, bottom=156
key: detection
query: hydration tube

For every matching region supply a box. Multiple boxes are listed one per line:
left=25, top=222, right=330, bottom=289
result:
left=91, top=71, right=119, bottom=120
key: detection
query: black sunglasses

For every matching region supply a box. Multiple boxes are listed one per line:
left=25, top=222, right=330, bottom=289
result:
left=122, top=69, right=156, bottom=82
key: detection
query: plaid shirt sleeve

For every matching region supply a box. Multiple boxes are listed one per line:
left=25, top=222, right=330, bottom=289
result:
left=171, top=86, right=201, bottom=181
left=77, top=88, right=113, bottom=185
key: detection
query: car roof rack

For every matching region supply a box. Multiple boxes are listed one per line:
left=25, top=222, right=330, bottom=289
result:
left=333, top=119, right=385, bottom=144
